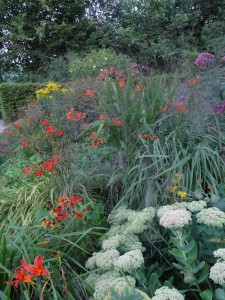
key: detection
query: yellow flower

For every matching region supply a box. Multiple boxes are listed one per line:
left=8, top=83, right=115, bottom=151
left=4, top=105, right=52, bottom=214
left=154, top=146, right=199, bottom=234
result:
left=172, top=173, right=182, bottom=183
left=170, top=186, right=178, bottom=193
left=177, top=191, right=187, bottom=198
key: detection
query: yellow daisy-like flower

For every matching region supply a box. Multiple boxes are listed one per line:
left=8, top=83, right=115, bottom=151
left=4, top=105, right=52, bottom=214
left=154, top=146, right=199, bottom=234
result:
left=177, top=191, right=187, bottom=198
left=172, top=173, right=182, bottom=183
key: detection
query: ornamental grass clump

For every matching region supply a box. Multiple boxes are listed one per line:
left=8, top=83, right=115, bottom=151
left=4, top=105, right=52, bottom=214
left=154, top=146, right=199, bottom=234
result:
left=196, top=207, right=225, bottom=228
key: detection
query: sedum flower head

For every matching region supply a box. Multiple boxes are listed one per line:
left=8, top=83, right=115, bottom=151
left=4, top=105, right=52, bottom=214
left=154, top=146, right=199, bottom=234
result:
left=213, top=248, right=225, bottom=262
left=94, top=271, right=135, bottom=300
left=85, top=273, right=101, bottom=289
left=196, top=207, right=225, bottom=228
left=152, top=286, right=184, bottom=300
left=160, top=210, right=192, bottom=229
left=108, top=206, right=136, bottom=226
left=114, top=250, right=144, bottom=273
left=210, top=262, right=225, bottom=285
left=157, top=203, right=185, bottom=218
left=86, top=249, right=120, bottom=271
left=181, top=200, right=207, bottom=213
left=102, top=234, right=145, bottom=253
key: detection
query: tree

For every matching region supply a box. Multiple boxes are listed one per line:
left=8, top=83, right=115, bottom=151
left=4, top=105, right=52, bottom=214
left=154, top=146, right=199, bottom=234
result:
left=0, top=0, right=94, bottom=76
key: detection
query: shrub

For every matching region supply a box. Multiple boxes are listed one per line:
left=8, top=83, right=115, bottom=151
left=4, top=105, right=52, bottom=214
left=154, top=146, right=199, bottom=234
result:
left=0, top=83, right=43, bottom=121
left=69, top=48, right=132, bottom=79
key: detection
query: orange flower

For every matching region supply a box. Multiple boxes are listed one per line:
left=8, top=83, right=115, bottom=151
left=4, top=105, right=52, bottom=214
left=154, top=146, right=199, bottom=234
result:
left=188, top=78, right=198, bottom=85
left=67, top=108, right=74, bottom=120
left=46, top=125, right=55, bottom=136
left=139, top=133, right=148, bottom=139
left=22, top=167, right=30, bottom=175
left=75, top=211, right=84, bottom=220
left=132, top=63, right=137, bottom=68
left=90, top=132, right=97, bottom=140
left=22, top=140, right=29, bottom=147
left=85, top=89, right=95, bottom=96
left=40, top=241, right=49, bottom=247
left=104, top=69, right=109, bottom=74
left=21, top=255, right=48, bottom=277
left=41, top=220, right=54, bottom=227
left=74, top=112, right=86, bottom=122
left=6, top=267, right=33, bottom=288
left=99, top=114, right=105, bottom=121
left=99, top=73, right=105, bottom=80
left=131, top=71, right=137, bottom=76
left=111, top=118, right=124, bottom=126
left=174, top=101, right=188, bottom=113
left=58, top=196, right=67, bottom=206
left=135, top=85, right=141, bottom=92
left=150, top=136, right=159, bottom=142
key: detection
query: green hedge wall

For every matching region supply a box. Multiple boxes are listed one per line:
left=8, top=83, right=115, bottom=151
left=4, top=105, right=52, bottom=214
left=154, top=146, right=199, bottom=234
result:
left=0, top=83, right=43, bottom=121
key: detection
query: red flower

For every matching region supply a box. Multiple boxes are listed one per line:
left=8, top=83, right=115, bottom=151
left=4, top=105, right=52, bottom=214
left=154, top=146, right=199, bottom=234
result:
left=67, top=108, right=74, bottom=120
left=7, top=131, right=13, bottom=137
left=135, top=85, right=141, bottom=92
left=46, top=125, right=55, bottom=136
left=33, top=98, right=37, bottom=103
left=42, top=120, right=50, bottom=126
left=13, top=122, right=21, bottom=129
left=81, top=123, right=87, bottom=129
left=56, top=130, right=64, bottom=136
left=132, top=63, right=138, bottom=68
left=70, top=195, right=82, bottom=204
left=150, top=136, right=159, bottom=142
left=35, top=168, right=44, bottom=176
left=99, top=73, right=105, bottom=80
left=75, top=211, right=84, bottom=220
left=21, top=255, right=48, bottom=277
left=58, top=196, right=67, bottom=206
left=6, top=267, right=33, bottom=288
left=85, top=89, right=95, bottom=96
left=174, top=101, right=188, bottom=113
left=131, top=72, right=137, bottom=76
left=90, top=132, right=96, bottom=140
left=111, top=118, right=124, bottom=126
left=56, top=211, right=68, bottom=221
left=22, top=140, right=29, bottom=147
left=43, top=160, right=55, bottom=170
left=22, top=167, right=30, bottom=175
left=3, top=140, right=9, bottom=145
left=74, top=112, right=86, bottom=122
left=99, top=114, right=105, bottom=121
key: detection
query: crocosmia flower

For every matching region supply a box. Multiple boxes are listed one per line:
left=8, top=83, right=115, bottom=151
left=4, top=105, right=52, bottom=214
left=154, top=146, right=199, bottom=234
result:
left=22, top=140, right=29, bottom=147
left=111, top=118, right=124, bottom=126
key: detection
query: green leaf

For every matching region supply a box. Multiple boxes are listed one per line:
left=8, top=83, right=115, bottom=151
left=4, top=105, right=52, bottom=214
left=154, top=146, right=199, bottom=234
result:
left=105, top=285, right=151, bottom=300
left=193, top=261, right=205, bottom=274
left=198, top=264, right=209, bottom=283
left=200, top=289, right=213, bottom=300
left=215, top=288, right=225, bottom=300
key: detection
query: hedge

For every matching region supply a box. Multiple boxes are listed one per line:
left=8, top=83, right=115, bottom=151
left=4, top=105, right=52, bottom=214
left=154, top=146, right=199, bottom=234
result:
left=0, top=83, right=43, bottom=121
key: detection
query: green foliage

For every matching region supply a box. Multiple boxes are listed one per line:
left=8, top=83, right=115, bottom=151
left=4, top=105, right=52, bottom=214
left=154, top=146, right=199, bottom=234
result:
left=69, top=48, right=131, bottom=79
left=0, top=83, right=43, bottom=120
left=105, top=285, right=151, bottom=300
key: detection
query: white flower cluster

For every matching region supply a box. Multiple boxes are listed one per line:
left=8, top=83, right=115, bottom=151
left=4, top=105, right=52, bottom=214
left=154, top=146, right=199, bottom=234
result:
left=157, top=203, right=185, bottom=218
left=114, top=250, right=144, bottom=273
left=209, top=262, right=225, bottom=285
left=196, top=207, right=225, bottom=228
left=93, top=271, right=136, bottom=300
left=159, top=209, right=192, bottom=229
left=213, top=248, right=225, bottom=261
left=181, top=200, right=207, bottom=213
left=152, top=286, right=184, bottom=300
left=102, top=234, right=145, bottom=252
left=85, top=206, right=156, bottom=299
left=85, top=249, right=120, bottom=271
